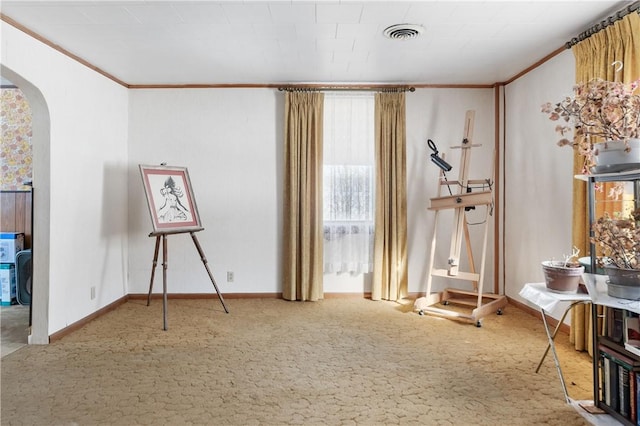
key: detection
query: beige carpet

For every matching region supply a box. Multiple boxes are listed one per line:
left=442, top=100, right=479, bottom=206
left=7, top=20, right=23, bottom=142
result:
left=1, top=298, right=593, bottom=425
left=1, top=305, right=30, bottom=358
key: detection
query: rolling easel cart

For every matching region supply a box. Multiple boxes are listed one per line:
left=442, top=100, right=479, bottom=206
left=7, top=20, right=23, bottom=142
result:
left=414, top=111, right=507, bottom=326
left=140, top=164, right=229, bottom=330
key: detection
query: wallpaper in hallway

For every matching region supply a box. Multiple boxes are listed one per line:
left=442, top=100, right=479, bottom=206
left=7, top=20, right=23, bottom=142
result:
left=1, top=88, right=32, bottom=190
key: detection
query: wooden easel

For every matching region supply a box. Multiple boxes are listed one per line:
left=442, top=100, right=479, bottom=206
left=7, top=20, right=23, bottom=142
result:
left=414, top=110, right=507, bottom=326
left=147, top=227, right=229, bottom=330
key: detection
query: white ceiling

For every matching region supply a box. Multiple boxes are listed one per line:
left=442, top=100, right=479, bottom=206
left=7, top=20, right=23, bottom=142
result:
left=0, top=1, right=634, bottom=86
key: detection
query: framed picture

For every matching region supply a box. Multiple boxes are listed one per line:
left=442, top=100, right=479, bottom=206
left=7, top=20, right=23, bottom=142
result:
left=139, top=164, right=202, bottom=233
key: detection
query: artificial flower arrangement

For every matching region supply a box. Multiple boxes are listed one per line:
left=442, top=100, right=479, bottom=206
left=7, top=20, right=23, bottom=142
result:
left=592, top=209, right=640, bottom=270
left=541, top=78, right=640, bottom=173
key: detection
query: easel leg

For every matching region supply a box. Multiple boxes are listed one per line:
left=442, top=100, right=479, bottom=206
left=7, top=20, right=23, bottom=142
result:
left=147, top=235, right=161, bottom=306
left=425, top=211, right=439, bottom=298
left=190, top=232, right=229, bottom=313
left=463, top=219, right=478, bottom=291
left=162, top=234, right=168, bottom=331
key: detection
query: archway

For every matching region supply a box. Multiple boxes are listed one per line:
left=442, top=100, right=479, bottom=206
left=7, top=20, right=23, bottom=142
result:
left=1, top=65, right=50, bottom=344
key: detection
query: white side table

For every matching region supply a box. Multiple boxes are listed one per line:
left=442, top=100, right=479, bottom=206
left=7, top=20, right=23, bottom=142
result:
left=520, top=282, right=592, bottom=403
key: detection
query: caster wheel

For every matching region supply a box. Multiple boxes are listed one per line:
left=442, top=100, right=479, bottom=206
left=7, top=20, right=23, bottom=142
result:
left=497, top=309, right=503, bottom=315
left=443, top=300, right=449, bottom=305
left=475, top=321, right=482, bottom=328
left=418, top=310, right=424, bottom=316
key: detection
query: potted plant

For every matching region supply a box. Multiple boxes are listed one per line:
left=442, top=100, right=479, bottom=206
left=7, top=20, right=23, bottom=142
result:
left=541, top=78, right=640, bottom=174
left=541, top=247, right=584, bottom=293
left=592, top=210, right=640, bottom=298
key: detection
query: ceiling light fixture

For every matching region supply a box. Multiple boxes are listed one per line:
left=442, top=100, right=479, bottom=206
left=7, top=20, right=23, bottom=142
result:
left=383, top=24, right=424, bottom=40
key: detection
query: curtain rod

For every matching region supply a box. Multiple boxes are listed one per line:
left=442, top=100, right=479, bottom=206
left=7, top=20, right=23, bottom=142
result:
left=565, top=1, right=639, bottom=48
left=278, top=85, right=415, bottom=92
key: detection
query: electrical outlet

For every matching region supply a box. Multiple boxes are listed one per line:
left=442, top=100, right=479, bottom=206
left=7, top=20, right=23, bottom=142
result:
left=90, top=286, right=96, bottom=300
left=227, top=271, right=234, bottom=282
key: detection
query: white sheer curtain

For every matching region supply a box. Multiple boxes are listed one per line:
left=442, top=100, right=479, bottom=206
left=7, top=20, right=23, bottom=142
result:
left=323, top=92, right=374, bottom=274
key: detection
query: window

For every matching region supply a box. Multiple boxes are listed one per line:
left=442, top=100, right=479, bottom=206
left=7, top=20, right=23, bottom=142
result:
left=323, top=93, right=374, bottom=274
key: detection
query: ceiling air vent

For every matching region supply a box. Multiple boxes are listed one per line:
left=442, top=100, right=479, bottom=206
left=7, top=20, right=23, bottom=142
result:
left=383, top=24, right=424, bottom=40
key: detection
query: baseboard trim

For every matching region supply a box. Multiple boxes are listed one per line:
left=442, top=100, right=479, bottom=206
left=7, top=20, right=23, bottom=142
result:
left=130, top=292, right=375, bottom=300
left=324, top=292, right=372, bottom=299
left=128, top=292, right=283, bottom=300
left=49, top=295, right=129, bottom=343
left=46, top=293, right=567, bottom=343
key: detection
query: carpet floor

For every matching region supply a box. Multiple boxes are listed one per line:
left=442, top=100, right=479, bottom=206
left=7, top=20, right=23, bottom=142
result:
left=1, top=298, right=594, bottom=425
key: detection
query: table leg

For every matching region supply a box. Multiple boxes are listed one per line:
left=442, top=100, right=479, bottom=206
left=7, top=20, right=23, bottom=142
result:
left=536, top=301, right=584, bottom=373
left=540, top=308, right=570, bottom=403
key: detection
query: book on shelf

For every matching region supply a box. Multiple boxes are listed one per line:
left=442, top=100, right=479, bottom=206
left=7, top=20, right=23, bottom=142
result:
left=631, top=370, right=637, bottom=424
left=621, top=366, right=631, bottom=418
left=601, top=350, right=620, bottom=411
left=601, top=354, right=610, bottom=407
left=625, top=312, right=640, bottom=357
left=608, top=308, right=626, bottom=344
left=636, top=373, right=640, bottom=426
left=599, top=343, right=640, bottom=420
left=611, top=355, right=620, bottom=411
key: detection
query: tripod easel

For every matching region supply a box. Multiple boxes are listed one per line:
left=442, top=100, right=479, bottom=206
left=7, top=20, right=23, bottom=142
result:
left=414, top=110, right=507, bottom=326
left=147, top=227, right=229, bottom=330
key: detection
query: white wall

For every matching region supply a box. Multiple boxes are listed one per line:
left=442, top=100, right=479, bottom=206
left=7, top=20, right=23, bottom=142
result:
left=504, top=50, right=576, bottom=318
left=128, top=88, right=495, bottom=297
left=127, top=89, right=282, bottom=295
left=1, top=24, right=130, bottom=337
